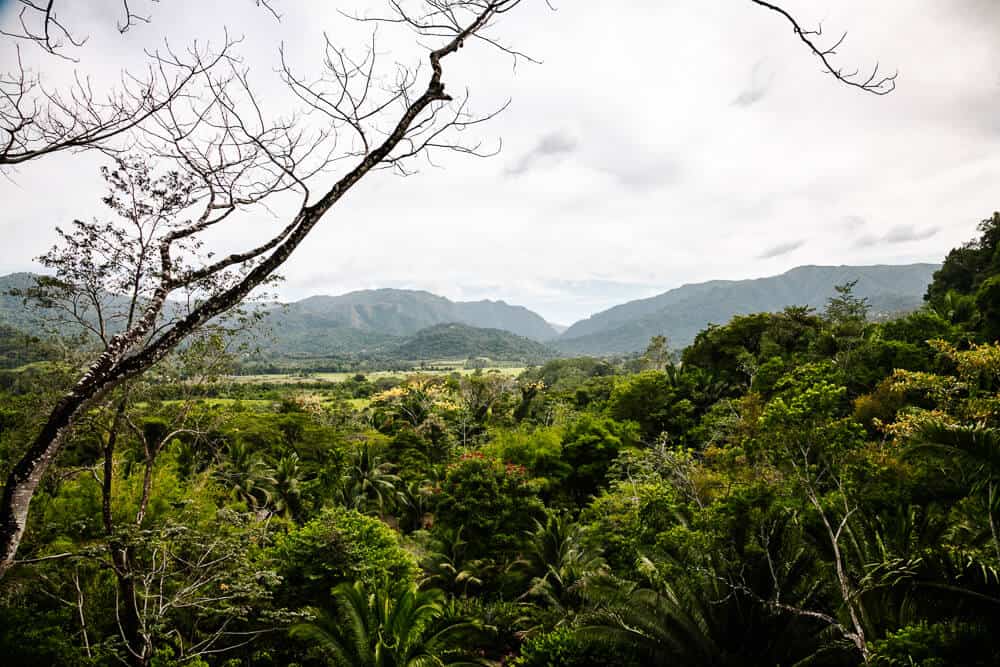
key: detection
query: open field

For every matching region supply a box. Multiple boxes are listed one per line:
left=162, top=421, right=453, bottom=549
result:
left=225, top=364, right=528, bottom=385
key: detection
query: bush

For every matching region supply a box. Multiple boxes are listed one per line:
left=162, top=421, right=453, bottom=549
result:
left=484, top=425, right=569, bottom=494
left=433, top=452, right=544, bottom=558
left=513, top=626, right=637, bottom=667
left=268, top=506, right=416, bottom=605
left=561, top=415, right=637, bottom=500
left=870, top=622, right=1000, bottom=667
left=607, top=371, right=693, bottom=441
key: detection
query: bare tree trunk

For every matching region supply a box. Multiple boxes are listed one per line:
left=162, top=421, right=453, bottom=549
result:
left=96, top=398, right=148, bottom=666
left=73, top=568, right=93, bottom=660
left=114, top=550, right=146, bottom=667
left=989, top=483, right=1000, bottom=565
left=102, top=400, right=127, bottom=534
left=805, top=484, right=869, bottom=662
left=0, top=389, right=97, bottom=578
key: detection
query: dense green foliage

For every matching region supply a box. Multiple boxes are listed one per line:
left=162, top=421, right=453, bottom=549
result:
left=2, top=215, right=1000, bottom=665
left=0, top=324, right=58, bottom=369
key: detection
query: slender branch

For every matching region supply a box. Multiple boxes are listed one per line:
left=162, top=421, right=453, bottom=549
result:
left=750, top=0, right=896, bottom=95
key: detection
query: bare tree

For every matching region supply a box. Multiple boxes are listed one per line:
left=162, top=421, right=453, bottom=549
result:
left=0, top=0, right=896, bottom=579
left=111, top=512, right=282, bottom=665
left=0, top=1, right=277, bottom=167
left=0, top=0, right=542, bottom=579
left=1, top=0, right=279, bottom=57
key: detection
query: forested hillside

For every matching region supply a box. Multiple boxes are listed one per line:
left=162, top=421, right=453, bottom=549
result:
left=260, top=288, right=560, bottom=348
left=556, top=264, right=939, bottom=355
left=0, top=278, right=561, bottom=365
left=0, top=324, right=56, bottom=369
left=390, top=322, right=556, bottom=362
left=1, top=212, right=998, bottom=666
left=1, top=265, right=939, bottom=364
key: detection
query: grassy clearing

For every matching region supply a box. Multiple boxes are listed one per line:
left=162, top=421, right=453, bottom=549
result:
left=161, top=398, right=279, bottom=408
left=226, top=365, right=528, bottom=385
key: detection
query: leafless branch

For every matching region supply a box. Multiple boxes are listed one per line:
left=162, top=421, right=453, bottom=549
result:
left=0, top=1, right=279, bottom=58
left=0, top=37, right=242, bottom=167
left=750, top=0, right=897, bottom=95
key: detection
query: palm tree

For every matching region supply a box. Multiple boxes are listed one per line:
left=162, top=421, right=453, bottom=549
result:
left=860, top=504, right=1000, bottom=634
left=420, top=526, right=486, bottom=597
left=910, top=422, right=1000, bottom=561
left=213, top=440, right=273, bottom=510
left=397, top=479, right=434, bottom=533
left=338, top=443, right=401, bottom=515
left=290, top=580, right=488, bottom=666
left=576, top=548, right=836, bottom=666
left=930, top=290, right=978, bottom=325
left=521, top=513, right=605, bottom=620
left=269, top=452, right=304, bottom=521
left=578, top=574, right=734, bottom=665
left=173, top=438, right=208, bottom=479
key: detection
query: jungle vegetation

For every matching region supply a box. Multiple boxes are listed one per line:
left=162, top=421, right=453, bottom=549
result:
left=0, top=212, right=998, bottom=665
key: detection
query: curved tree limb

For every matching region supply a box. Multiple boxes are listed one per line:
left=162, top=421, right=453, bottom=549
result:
left=750, top=0, right=897, bottom=95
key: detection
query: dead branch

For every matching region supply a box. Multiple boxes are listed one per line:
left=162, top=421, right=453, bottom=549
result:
left=0, top=1, right=280, bottom=58
left=0, top=37, right=241, bottom=167
left=750, top=0, right=897, bottom=95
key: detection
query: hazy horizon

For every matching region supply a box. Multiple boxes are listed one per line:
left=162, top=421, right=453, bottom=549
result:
left=2, top=260, right=943, bottom=327
left=2, top=1, right=997, bottom=323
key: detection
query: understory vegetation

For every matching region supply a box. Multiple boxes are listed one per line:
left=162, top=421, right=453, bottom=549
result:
left=1, top=212, right=999, bottom=665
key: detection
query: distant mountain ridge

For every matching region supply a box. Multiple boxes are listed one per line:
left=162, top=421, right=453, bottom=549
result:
left=0, top=273, right=47, bottom=332
left=0, top=276, right=561, bottom=353
left=554, top=264, right=940, bottom=355
left=260, top=288, right=560, bottom=355
left=0, top=264, right=940, bottom=362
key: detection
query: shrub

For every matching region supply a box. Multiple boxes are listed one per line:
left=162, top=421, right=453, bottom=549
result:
left=433, top=452, right=544, bottom=558
left=268, top=506, right=416, bottom=605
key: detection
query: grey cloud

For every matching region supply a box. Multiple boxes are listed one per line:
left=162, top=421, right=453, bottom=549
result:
left=841, top=215, right=868, bottom=230
left=955, top=0, right=1000, bottom=22
left=852, top=225, right=940, bottom=248
left=507, top=125, right=679, bottom=192
left=506, top=131, right=578, bottom=176
left=757, top=240, right=805, bottom=259
left=852, top=234, right=880, bottom=249
left=604, top=157, right=682, bottom=192
left=884, top=225, right=941, bottom=243
left=732, top=61, right=775, bottom=108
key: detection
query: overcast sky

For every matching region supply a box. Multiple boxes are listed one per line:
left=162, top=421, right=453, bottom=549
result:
left=2, top=0, right=998, bottom=324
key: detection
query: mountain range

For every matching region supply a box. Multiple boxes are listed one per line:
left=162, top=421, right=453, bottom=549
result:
left=0, top=263, right=940, bottom=363
left=252, top=291, right=560, bottom=362
left=553, top=263, right=940, bottom=355
left=260, top=288, right=559, bottom=350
